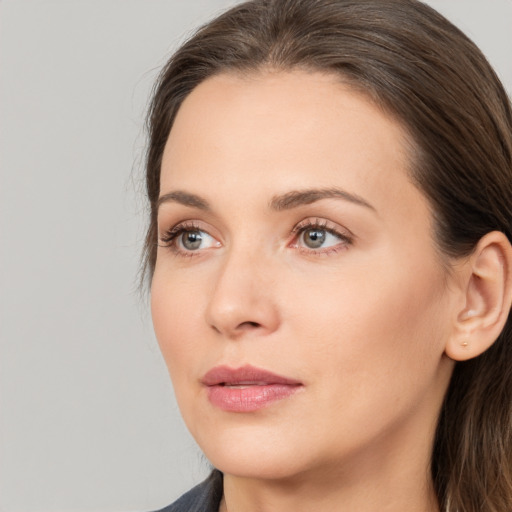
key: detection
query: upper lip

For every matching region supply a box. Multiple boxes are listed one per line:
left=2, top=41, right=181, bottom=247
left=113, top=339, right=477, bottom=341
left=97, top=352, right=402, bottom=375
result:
left=201, top=364, right=302, bottom=386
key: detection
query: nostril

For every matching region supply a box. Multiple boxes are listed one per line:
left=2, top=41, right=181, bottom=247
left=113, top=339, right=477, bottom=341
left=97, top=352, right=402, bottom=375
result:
left=239, top=321, right=261, bottom=329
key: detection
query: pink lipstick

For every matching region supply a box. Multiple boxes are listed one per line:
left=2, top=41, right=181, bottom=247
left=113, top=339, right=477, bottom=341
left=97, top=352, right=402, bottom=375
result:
left=202, top=365, right=303, bottom=412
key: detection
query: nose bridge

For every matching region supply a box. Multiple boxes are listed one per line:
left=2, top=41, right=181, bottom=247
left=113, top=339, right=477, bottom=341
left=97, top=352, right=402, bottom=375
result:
left=205, top=239, right=279, bottom=338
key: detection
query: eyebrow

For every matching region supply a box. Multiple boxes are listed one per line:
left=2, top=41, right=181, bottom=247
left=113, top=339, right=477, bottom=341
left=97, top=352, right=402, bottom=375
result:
left=269, top=188, right=376, bottom=212
left=157, top=187, right=375, bottom=213
left=157, top=191, right=211, bottom=211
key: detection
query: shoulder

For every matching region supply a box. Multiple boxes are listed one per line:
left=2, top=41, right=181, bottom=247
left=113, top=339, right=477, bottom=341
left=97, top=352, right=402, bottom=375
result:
left=152, top=470, right=223, bottom=512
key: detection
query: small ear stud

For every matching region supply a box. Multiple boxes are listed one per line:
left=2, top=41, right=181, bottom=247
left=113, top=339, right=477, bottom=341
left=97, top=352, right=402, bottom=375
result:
left=461, top=340, right=469, bottom=347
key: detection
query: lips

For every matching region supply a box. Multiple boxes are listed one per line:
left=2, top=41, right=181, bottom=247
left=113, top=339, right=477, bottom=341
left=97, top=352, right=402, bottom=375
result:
left=201, top=364, right=303, bottom=412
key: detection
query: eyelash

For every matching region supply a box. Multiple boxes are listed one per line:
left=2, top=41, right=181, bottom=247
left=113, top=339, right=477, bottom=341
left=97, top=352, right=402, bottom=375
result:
left=158, top=221, right=206, bottom=257
left=158, top=219, right=353, bottom=257
left=291, top=218, right=353, bottom=255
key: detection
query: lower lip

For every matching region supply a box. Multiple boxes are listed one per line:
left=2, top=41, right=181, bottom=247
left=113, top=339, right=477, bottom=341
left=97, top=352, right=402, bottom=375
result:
left=206, top=384, right=302, bottom=412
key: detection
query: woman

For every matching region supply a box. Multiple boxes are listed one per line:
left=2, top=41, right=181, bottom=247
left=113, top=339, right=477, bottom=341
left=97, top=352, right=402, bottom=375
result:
left=143, top=1, right=512, bottom=511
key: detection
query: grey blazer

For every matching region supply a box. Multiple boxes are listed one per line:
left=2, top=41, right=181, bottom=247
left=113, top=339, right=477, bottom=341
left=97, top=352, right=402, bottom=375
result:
left=154, top=471, right=223, bottom=512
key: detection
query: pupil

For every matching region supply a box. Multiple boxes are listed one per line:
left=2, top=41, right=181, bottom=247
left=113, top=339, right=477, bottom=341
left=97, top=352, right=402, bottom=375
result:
left=304, top=229, right=326, bottom=248
left=182, top=231, right=202, bottom=250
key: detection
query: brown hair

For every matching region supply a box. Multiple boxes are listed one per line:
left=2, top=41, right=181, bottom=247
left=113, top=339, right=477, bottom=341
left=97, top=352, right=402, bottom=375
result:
left=143, top=1, right=512, bottom=510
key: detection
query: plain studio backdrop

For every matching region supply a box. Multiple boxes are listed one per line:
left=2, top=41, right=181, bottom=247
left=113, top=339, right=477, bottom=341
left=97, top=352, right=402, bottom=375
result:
left=0, top=1, right=511, bottom=510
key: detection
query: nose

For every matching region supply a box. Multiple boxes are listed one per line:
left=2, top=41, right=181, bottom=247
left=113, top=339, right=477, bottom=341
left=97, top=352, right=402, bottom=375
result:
left=205, top=246, right=281, bottom=339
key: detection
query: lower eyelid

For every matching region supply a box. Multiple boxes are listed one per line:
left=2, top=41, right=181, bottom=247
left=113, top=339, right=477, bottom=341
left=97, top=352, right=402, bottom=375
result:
left=295, top=244, right=347, bottom=256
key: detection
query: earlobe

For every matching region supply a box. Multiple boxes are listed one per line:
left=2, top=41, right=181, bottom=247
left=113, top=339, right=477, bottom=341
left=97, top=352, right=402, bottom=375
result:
left=445, top=231, right=512, bottom=361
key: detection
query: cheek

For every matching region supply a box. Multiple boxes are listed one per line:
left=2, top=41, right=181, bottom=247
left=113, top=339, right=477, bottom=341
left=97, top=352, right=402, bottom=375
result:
left=272, top=264, right=450, bottom=465
left=151, top=267, right=207, bottom=385
left=287, top=255, right=450, bottom=402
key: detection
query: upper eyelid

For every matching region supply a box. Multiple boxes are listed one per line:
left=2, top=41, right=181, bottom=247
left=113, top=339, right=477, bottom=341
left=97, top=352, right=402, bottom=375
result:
left=157, top=222, right=209, bottom=249
left=292, top=218, right=355, bottom=238
left=158, top=222, right=220, bottom=255
left=159, top=217, right=349, bottom=232
left=157, top=217, right=354, bottom=247
left=159, top=220, right=211, bottom=237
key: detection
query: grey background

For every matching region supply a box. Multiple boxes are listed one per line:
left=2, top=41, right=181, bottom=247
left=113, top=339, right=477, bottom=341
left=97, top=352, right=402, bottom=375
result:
left=0, top=1, right=511, bottom=510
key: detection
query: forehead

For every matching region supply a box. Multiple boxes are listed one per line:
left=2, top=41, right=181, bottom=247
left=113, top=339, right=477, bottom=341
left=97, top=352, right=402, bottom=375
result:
left=160, top=70, right=423, bottom=220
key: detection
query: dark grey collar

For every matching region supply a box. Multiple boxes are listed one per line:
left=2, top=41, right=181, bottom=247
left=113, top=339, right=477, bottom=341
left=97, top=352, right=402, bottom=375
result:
left=154, top=470, right=223, bottom=512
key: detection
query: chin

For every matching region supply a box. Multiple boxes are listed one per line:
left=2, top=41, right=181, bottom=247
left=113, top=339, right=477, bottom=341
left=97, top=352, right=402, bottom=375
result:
left=210, top=453, right=309, bottom=481
left=192, top=422, right=315, bottom=481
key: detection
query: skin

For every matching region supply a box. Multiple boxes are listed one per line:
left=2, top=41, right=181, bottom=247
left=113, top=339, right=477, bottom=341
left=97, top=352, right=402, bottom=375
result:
left=151, top=70, right=466, bottom=512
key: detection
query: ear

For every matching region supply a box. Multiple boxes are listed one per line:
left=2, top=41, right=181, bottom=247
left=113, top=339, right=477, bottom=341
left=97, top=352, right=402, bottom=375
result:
left=445, top=231, right=512, bottom=361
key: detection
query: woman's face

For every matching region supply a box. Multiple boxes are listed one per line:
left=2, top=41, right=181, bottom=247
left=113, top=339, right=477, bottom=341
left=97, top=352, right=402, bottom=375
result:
left=151, top=71, right=457, bottom=481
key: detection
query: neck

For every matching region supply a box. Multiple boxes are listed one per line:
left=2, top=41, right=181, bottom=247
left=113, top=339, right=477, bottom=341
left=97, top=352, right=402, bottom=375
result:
left=221, top=466, right=439, bottom=512
left=219, top=416, right=441, bottom=512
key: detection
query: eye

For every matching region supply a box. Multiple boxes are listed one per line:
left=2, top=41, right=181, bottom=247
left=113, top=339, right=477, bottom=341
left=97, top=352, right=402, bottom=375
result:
left=300, top=227, right=338, bottom=249
left=292, top=219, right=353, bottom=253
left=178, top=229, right=215, bottom=251
left=159, top=223, right=220, bottom=255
